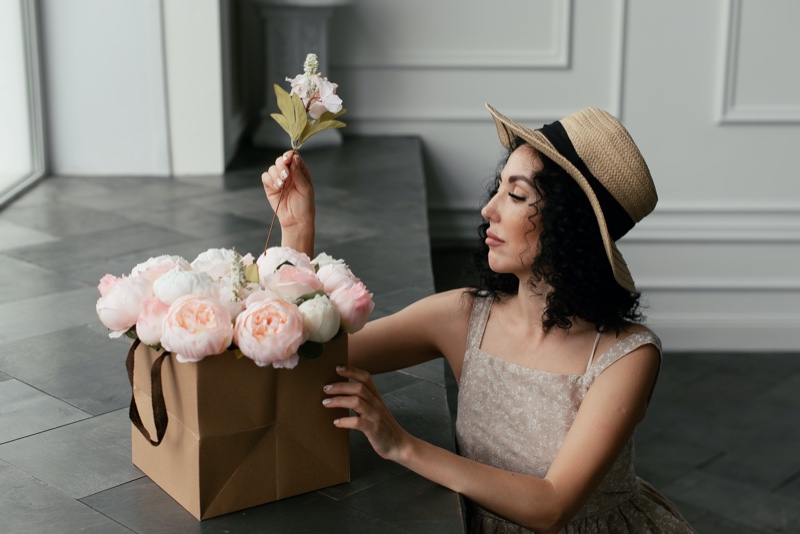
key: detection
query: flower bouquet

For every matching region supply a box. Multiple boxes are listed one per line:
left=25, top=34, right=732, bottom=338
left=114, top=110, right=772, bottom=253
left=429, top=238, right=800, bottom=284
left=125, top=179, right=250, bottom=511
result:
left=96, top=54, right=366, bottom=520
left=96, top=246, right=373, bottom=369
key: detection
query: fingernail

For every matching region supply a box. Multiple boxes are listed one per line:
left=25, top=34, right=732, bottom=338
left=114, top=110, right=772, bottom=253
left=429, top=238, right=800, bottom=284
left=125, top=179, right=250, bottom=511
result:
left=283, top=154, right=290, bottom=161
left=322, top=398, right=331, bottom=405
left=323, top=384, right=332, bottom=392
left=280, top=170, right=288, bottom=179
left=276, top=178, right=284, bottom=188
left=336, top=365, right=345, bottom=372
left=333, top=419, right=340, bottom=425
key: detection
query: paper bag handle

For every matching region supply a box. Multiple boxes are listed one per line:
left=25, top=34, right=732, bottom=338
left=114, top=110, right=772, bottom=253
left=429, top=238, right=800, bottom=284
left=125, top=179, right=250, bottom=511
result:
left=125, top=339, right=170, bottom=446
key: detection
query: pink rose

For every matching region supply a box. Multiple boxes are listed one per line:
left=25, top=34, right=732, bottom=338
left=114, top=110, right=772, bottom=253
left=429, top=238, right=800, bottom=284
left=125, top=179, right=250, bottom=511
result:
left=98, top=273, right=122, bottom=297
left=265, top=265, right=324, bottom=300
left=160, top=295, right=234, bottom=363
left=136, top=296, right=170, bottom=346
left=130, top=255, right=190, bottom=283
left=257, top=247, right=314, bottom=281
left=234, top=297, right=306, bottom=369
left=317, top=263, right=358, bottom=295
left=330, top=281, right=374, bottom=333
left=96, top=275, right=153, bottom=337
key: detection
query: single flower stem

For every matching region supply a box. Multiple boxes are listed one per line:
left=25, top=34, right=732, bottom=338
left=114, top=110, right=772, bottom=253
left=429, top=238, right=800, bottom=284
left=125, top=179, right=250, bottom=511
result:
left=264, top=187, right=284, bottom=254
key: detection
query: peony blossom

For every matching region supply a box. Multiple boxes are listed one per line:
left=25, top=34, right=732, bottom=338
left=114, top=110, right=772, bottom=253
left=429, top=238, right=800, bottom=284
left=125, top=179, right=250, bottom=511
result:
left=152, top=267, right=218, bottom=305
left=191, top=248, right=242, bottom=281
left=264, top=265, right=324, bottom=301
left=234, top=297, right=307, bottom=369
left=136, top=296, right=170, bottom=346
left=311, top=252, right=346, bottom=270
left=257, top=247, right=315, bottom=282
left=298, top=294, right=340, bottom=343
left=96, top=275, right=153, bottom=337
left=317, top=263, right=359, bottom=295
left=160, top=295, right=233, bottom=363
left=330, top=281, right=374, bottom=333
left=130, top=255, right=190, bottom=283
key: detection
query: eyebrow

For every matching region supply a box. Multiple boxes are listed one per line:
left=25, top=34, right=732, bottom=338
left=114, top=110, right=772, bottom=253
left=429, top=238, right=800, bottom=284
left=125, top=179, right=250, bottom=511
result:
left=506, top=174, right=535, bottom=187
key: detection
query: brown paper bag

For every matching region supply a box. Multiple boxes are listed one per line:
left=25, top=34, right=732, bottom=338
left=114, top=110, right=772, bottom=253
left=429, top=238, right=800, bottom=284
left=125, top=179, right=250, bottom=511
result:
left=126, top=335, right=350, bottom=520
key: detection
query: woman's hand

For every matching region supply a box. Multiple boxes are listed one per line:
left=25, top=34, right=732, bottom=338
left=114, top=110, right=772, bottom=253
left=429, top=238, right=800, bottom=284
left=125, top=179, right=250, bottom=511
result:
left=261, top=151, right=315, bottom=255
left=323, top=366, right=411, bottom=462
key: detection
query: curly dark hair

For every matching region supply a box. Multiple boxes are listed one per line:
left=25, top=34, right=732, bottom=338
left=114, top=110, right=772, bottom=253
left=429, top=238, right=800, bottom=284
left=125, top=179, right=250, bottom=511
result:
left=468, top=143, right=644, bottom=333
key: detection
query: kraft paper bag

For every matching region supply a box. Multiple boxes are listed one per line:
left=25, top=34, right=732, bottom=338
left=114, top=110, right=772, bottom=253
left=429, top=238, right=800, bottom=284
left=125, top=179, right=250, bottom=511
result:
left=126, top=335, right=350, bottom=520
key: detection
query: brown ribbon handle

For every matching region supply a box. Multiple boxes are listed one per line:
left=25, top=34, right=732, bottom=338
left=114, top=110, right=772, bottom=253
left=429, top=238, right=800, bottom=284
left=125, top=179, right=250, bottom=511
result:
left=125, top=338, right=170, bottom=446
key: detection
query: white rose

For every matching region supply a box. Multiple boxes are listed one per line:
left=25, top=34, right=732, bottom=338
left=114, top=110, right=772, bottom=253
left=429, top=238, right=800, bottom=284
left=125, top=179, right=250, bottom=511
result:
left=257, top=247, right=314, bottom=279
left=191, top=248, right=237, bottom=281
left=298, top=294, right=340, bottom=343
left=311, top=252, right=346, bottom=270
left=152, top=267, right=218, bottom=305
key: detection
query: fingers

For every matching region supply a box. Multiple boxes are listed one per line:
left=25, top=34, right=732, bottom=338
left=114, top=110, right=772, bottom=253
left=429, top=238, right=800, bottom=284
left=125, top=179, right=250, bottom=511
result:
left=261, top=151, right=312, bottom=195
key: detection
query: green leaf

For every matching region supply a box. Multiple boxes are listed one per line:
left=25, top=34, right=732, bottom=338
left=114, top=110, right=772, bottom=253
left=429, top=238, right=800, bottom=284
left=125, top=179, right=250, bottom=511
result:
left=317, top=108, right=347, bottom=122
left=273, top=84, right=294, bottom=118
left=290, top=93, right=308, bottom=143
left=270, top=113, right=292, bottom=136
left=245, top=263, right=260, bottom=284
left=293, top=290, right=327, bottom=306
left=298, top=340, right=324, bottom=359
left=298, top=118, right=347, bottom=146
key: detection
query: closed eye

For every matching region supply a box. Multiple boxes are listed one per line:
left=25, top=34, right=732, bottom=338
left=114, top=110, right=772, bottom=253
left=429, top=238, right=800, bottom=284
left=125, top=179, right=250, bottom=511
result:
left=508, top=192, right=526, bottom=201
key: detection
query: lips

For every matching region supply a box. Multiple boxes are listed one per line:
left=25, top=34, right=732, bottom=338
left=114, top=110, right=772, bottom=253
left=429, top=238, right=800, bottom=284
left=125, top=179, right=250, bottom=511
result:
left=485, top=230, right=504, bottom=247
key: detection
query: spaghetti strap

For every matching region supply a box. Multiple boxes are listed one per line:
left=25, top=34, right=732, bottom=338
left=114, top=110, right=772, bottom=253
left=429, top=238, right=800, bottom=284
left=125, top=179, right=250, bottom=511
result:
left=584, top=330, right=603, bottom=374
left=466, top=295, right=493, bottom=350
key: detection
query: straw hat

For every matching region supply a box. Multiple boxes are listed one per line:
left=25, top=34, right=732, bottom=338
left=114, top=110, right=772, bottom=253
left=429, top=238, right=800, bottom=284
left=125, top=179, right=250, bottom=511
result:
left=485, top=104, right=657, bottom=292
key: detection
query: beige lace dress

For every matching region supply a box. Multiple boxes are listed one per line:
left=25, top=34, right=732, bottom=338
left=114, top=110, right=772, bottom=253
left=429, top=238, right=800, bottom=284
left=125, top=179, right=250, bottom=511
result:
left=456, top=296, right=695, bottom=533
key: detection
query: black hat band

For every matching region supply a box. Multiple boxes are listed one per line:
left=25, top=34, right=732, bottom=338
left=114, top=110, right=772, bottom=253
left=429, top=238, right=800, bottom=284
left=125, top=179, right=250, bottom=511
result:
left=538, top=121, right=634, bottom=241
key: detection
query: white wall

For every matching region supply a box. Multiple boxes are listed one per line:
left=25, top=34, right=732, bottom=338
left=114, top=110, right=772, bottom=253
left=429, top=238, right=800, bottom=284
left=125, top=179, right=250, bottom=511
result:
left=39, top=0, right=227, bottom=176
left=327, top=0, right=800, bottom=351
left=33, top=0, right=800, bottom=350
left=0, top=0, right=33, bottom=183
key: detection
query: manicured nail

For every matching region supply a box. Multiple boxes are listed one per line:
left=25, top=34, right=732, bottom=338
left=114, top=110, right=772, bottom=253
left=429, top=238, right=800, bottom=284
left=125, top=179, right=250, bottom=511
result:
left=280, top=170, right=288, bottom=179
left=283, top=154, right=290, bottom=161
left=323, top=384, right=333, bottom=392
left=322, top=398, right=331, bottom=405
left=336, top=365, right=345, bottom=372
left=276, top=178, right=284, bottom=188
left=333, top=419, right=340, bottom=425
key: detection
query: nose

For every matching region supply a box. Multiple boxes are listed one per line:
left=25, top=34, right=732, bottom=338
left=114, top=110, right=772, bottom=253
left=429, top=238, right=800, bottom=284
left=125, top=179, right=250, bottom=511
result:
left=481, top=193, right=498, bottom=221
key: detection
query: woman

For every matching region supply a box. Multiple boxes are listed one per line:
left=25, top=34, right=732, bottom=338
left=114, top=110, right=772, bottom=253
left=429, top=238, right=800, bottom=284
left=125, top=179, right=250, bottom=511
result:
left=262, top=105, right=695, bottom=533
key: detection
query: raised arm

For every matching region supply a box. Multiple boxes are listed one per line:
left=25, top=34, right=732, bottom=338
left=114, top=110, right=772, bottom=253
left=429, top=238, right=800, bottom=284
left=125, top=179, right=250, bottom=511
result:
left=262, top=151, right=316, bottom=256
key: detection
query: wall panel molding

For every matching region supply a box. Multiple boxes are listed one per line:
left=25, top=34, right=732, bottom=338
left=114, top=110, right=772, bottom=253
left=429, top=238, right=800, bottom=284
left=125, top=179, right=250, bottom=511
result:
left=720, top=0, right=800, bottom=124
left=333, top=0, right=572, bottom=70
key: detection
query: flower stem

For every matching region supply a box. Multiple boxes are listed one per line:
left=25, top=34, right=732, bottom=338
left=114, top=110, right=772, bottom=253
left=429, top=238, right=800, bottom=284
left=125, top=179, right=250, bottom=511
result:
left=264, top=187, right=284, bottom=254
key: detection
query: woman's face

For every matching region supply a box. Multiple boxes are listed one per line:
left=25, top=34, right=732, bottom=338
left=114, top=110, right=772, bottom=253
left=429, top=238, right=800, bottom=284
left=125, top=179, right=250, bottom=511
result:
left=481, top=144, right=544, bottom=278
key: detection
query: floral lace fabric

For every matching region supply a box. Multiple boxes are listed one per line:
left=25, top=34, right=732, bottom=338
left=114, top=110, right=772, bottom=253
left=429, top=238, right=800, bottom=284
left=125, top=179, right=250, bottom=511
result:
left=456, top=296, right=696, bottom=533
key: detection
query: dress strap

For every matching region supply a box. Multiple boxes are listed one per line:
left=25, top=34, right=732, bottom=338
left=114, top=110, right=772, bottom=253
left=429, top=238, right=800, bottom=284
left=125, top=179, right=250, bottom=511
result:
left=584, top=330, right=604, bottom=373
left=584, top=331, right=662, bottom=384
left=466, top=295, right=494, bottom=350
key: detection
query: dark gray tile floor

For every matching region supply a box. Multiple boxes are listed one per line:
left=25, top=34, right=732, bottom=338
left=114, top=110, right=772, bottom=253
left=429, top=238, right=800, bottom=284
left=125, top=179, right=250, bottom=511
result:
left=0, top=137, right=464, bottom=533
left=1, top=137, right=798, bottom=533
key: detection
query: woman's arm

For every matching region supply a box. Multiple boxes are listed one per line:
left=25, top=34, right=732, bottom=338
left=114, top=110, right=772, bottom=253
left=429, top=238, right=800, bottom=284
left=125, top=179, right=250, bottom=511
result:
left=262, top=151, right=315, bottom=256
left=263, top=154, right=472, bottom=375
left=325, top=341, right=661, bottom=533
